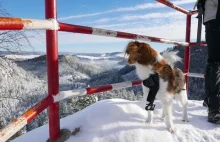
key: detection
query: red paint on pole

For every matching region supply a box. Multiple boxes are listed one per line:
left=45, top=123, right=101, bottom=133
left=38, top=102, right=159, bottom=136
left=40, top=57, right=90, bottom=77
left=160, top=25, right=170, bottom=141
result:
left=26, top=96, right=53, bottom=122
left=184, top=15, right=191, bottom=91
left=156, top=0, right=189, bottom=14
left=0, top=17, right=24, bottom=30
left=132, top=80, right=142, bottom=86
left=117, top=32, right=136, bottom=39
left=59, top=23, right=93, bottom=34
left=45, top=0, right=60, bottom=141
left=86, top=85, right=113, bottom=94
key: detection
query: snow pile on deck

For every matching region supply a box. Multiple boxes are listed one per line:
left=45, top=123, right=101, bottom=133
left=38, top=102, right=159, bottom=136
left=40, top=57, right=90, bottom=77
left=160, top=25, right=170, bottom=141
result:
left=12, top=99, right=220, bottom=142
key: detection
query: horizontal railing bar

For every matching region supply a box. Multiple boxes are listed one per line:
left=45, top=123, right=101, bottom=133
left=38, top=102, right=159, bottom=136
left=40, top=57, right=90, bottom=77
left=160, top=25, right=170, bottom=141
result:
left=0, top=96, right=53, bottom=142
left=53, top=80, right=142, bottom=102
left=190, top=42, right=207, bottom=47
left=156, top=0, right=189, bottom=15
left=0, top=17, right=59, bottom=30
left=59, top=22, right=189, bottom=46
left=54, top=72, right=205, bottom=102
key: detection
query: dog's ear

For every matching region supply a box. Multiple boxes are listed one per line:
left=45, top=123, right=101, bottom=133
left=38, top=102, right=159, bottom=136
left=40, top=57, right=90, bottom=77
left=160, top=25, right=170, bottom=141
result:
left=137, top=42, right=157, bottom=65
left=125, top=41, right=140, bottom=57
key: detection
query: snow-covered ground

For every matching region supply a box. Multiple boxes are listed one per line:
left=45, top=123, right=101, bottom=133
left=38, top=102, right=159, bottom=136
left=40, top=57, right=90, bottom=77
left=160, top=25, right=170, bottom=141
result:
left=12, top=99, right=220, bottom=142
left=4, top=55, right=41, bottom=60
left=86, top=60, right=125, bottom=70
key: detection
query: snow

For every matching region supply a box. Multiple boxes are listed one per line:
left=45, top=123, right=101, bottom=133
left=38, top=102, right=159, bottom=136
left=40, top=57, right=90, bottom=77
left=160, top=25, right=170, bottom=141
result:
left=101, top=53, right=107, bottom=57
left=4, top=55, right=41, bottom=60
left=12, top=99, right=220, bottom=142
left=114, top=53, right=125, bottom=58
left=60, top=72, right=90, bottom=81
left=76, top=55, right=110, bottom=60
left=76, top=53, right=126, bottom=60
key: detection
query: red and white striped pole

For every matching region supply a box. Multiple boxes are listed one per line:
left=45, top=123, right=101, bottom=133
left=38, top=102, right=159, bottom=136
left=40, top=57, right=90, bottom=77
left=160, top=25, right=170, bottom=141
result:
left=184, top=14, right=192, bottom=91
left=0, top=17, right=59, bottom=30
left=53, top=80, right=142, bottom=102
left=59, top=23, right=189, bottom=47
left=0, top=97, right=53, bottom=142
left=53, top=72, right=205, bottom=103
left=156, top=0, right=189, bottom=14
left=45, top=0, right=60, bottom=141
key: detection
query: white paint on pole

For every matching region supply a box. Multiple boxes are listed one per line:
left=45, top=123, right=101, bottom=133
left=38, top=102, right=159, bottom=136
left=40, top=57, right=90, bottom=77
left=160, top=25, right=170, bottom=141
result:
left=160, top=39, right=189, bottom=46
left=23, top=19, right=59, bottom=30
left=53, top=88, right=87, bottom=102
left=112, top=82, right=132, bottom=90
left=92, top=28, right=117, bottom=37
left=0, top=116, right=27, bottom=142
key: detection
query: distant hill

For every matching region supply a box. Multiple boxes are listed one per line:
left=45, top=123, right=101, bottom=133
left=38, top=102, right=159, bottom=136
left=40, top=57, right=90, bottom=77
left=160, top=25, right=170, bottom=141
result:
left=0, top=56, right=46, bottom=131
left=16, top=55, right=103, bottom=79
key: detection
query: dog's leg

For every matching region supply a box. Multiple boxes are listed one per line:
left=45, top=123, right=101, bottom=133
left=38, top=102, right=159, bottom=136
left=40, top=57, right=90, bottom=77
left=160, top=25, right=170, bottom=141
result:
left=176, top=88, right=189, bottom=122
left=162, top=99, right=175, bottom=132
left=142, top=84, right=154, bottom=123
left=146, top=111, right=154, bottom=123
left=161, top=106, right=165, bottom=120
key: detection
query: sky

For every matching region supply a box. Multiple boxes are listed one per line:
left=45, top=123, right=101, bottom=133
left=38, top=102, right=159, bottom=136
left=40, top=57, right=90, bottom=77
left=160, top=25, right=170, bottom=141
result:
left=1, top=0, right=204, bottom=53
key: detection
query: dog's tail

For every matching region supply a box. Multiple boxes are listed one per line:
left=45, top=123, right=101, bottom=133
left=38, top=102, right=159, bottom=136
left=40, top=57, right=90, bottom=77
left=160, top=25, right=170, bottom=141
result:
left=161, top=51, right=182, bottom=67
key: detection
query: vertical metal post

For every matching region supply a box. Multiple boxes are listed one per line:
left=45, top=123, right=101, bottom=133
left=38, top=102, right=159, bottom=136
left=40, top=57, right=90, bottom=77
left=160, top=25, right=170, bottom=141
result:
left=184, top=14, right=191, bottom=91
left=45, top=0, right=60, bottom=141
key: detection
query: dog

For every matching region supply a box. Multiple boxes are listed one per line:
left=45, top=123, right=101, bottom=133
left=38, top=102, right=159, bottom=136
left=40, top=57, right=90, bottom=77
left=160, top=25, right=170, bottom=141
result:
left=125, top=41, right=188, bottom=132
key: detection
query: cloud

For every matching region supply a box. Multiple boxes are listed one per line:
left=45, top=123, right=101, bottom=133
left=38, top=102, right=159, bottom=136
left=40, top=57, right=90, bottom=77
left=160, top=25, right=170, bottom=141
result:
left=59, top=0, right=196, bottom=20
left=85, top=18, right=119, bottom=24
left=31, top=15, right=204, bottom=47
left=83, top=11, right=185, bottom=25
left=121, top=11, right=184, bottom=21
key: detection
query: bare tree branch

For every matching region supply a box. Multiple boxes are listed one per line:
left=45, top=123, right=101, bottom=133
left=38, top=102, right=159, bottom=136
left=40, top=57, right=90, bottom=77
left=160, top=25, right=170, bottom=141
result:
left=0, top=2, right=41, bottom=53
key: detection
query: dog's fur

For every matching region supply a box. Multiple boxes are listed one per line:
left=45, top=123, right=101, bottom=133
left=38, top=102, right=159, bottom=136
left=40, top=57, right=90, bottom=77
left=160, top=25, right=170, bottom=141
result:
left=125, top=41, right=188, bottom=132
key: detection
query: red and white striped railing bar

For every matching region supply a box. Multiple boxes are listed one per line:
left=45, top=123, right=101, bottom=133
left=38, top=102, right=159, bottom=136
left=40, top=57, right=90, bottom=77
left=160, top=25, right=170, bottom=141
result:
left=54, top=72, right=205, bottom=102
left=188, top=10, right=198, bottom=15
left=53, top=80, right=142, bottom=102
left=190, top=41, right=207, bottom=47
left=156, top=0, right=189, bottom=15
left=58, top=23, right=189, bottom=46
left=0, top=97, right=53, bottom=142
left=0, top=17, right=190, bottom=46
left=0, top=17, right=59, bottom=30
left=187, top=72, right=205, bottom=78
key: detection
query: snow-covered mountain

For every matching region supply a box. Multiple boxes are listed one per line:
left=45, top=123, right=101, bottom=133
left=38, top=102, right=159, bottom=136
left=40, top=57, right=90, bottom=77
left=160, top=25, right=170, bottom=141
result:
left=76, top=52, right=125, bottom=60
left=15, top=55, right=103, bottom=79
left=12, top=99, right=220, bottom=142
left=0, top=56, right=46, bottom=130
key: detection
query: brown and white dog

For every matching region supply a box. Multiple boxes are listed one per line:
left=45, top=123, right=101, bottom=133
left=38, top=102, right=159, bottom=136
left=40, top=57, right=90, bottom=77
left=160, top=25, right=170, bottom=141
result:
left=125, top=41, right=188, bottom=132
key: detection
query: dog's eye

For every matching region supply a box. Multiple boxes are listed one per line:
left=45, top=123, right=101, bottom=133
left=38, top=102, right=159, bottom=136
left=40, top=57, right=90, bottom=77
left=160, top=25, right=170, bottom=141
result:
left=125, top=51, right=129, bottom=55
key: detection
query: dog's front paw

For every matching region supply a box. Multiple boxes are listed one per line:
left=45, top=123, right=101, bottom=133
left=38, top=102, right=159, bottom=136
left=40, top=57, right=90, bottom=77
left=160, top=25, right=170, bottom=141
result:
left=182, top=116, right=189, bottom=122
left=167, top=127, right=176, bottom=133
left=182, top=118, right=189, bottom=122
left=145, top=117, right=153, bottom=124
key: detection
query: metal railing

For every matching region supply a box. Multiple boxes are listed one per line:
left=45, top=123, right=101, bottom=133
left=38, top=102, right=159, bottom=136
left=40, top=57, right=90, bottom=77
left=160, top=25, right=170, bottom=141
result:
left=0, top=0, right=206, bottom=142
